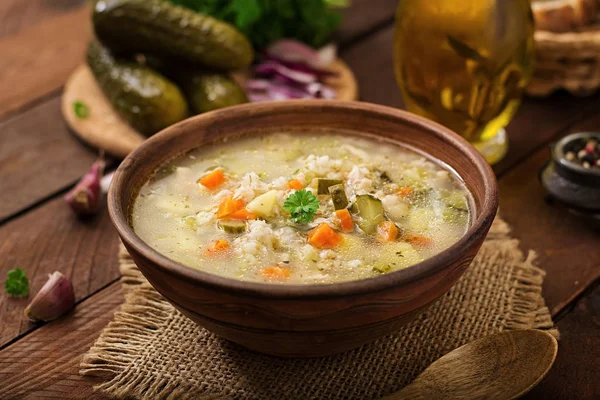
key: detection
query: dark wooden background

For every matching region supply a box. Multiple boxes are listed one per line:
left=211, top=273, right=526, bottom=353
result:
left=0, top=1, right=598, bottom=398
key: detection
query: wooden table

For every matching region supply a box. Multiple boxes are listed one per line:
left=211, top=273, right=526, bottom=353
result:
left=0, top=1, right=598, bottom=398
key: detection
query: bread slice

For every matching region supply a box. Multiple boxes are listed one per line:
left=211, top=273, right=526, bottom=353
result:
left=532, top=0, right=598, bottom=32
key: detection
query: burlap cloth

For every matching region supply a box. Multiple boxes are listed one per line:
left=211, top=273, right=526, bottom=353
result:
left=81, top=217, right=558, bottom=399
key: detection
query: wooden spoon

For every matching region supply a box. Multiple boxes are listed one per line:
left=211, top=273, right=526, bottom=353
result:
left=383, top=330, right=558, bottom=400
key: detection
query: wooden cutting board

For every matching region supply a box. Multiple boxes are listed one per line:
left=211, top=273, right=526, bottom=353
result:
left=62, top=60, right=359, bottom=159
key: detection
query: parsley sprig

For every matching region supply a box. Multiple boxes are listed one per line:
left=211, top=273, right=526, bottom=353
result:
left=5, top=268, right=29, bottom=297
left=73, top=100, right=89, bottom=119
left=164, top=0, right=346, bottom=49
left=283, top=189, right=320, bottom=224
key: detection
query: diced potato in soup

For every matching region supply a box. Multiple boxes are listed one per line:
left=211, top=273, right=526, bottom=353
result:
left=132, top=134, right=471, bottom=284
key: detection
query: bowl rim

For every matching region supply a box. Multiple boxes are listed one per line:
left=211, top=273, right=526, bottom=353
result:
left=108, top=100, right=498, bottom=300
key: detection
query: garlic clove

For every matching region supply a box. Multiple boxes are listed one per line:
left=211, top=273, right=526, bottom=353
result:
left=64, top=157, right=105, bottom=216
left=25, top=272, right=75, bottom=322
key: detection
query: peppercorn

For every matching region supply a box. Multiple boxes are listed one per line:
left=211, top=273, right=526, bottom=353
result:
left=585, top=141, right=596, bottom=154
left=582, top=154, right=595, bottom=164
left=564, top=137, right=600, bottom=170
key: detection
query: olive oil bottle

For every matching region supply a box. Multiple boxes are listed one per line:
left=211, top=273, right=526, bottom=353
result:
left=394, top=0, right=534, bottom=164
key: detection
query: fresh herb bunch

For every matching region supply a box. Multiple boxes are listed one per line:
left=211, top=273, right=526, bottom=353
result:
left=164, top=0, right=347, bottom=50
left=5, top=268, right=29, bottom=297
left=284, top=189, right=320, bottom=223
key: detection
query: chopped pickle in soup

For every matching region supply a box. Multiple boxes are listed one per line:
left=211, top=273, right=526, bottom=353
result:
left=132, top=134, right=471, bottom=284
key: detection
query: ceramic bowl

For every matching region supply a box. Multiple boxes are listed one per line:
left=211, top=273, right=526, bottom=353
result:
left=108, top=101, right=498, bottom=357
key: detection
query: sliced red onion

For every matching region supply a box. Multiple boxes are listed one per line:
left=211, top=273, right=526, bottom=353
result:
left=262, top=54, right=337, bottom=78
left=246, top=79, right=337, bottom=102
left=245, top=79, right=273, bottom=91
left=246, top=39, right=338, bottom=102
left=272, top=74, right=307, bottom=88
left=267, top=40, right=337, bottom=69
left=267, top=84, right=313, bottom=100
left=254, top=61, right=317, bottom=84
left=247, top=83, right=336, bottom=102
left=271, top=75, right=337, bottom=98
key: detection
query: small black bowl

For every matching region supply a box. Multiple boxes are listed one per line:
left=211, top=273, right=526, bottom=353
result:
left=540, top=132, right=600, bottom=225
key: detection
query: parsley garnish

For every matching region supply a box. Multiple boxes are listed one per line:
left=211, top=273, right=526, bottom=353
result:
left=283, top=189, right=320, bottom=224
left=73, top=100, right=89, bottom=119
left=5, top=268, right=29, bottom=297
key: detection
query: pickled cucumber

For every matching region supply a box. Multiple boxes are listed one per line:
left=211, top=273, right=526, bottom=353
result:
left=93, top=0, right=254, bottom=70
left=353, top=195, right=384, bottom=234
left=86, top=40, right=188, bottom=135
left=179, top=72, right=248, bottom=114
left=317, top=179, right=343, bottom=195
left=328, top=184, right=349, bottom=210
left=218, top=220, right=246, bottom=234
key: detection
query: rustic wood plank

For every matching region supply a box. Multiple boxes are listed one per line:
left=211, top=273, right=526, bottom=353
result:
left=0, top=5, right=90, bottom=119
left=523, top=285, right=600, bottom=400
left=341, top=26, right=600, bottom=175
left=340, top=27, right=402, bottom=108
left=0, top=283, right=121, bottom=399
left=0, top=196, right=120, bottom=347
left=0, top=0, right=84, bottom=39
left=337, top=0, right=397, bottom=44
left=495, top=92, right=600, bottom=176
left=0, top=96, right=99, bottom=222
left=498, top=121, right=600, bottom=315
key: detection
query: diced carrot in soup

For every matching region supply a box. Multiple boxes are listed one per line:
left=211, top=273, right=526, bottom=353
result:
left=262, top=266, right=291, bottom=280
left=405, top=234, right=433, bottom=246
left=377, top=221, right=398, bottom=242
left=335, top=209, right=354, bottom=232
left=229, top=208, right=258, bottom=220
left=308, top=223, right=343, bottom=249
left=287, top=179, right=304, bottom=190
left=397, top=186, right=413, bottom=197
left=204, top=239, right=230, bottom=256
left=217, top=196, right=245, bottom=219
left=199, top=169, right=226, bottom=190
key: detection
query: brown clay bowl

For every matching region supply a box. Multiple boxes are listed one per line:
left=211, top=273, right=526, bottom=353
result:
left=108, top=100, right=498, bottom=357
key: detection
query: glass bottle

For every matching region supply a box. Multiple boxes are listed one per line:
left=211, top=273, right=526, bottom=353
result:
left=394, top=0, right=534, bottom=164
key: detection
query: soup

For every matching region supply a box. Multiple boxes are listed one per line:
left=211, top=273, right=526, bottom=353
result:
left=132, top=133, right=471, bottom=284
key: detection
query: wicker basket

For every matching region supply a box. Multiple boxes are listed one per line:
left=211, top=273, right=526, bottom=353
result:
left=528, top=24, right=600, bottom=96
